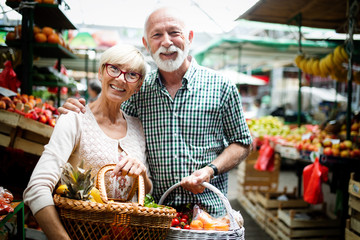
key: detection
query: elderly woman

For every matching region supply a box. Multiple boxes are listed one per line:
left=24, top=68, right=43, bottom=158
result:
left=23, top=44, right=151, bottom=240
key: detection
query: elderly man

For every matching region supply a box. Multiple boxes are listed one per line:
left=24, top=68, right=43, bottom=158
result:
left=59, top=6, right=252, bottom=216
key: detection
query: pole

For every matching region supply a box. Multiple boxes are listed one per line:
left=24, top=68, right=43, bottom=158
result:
left=297, top=14, right=302, bottom=127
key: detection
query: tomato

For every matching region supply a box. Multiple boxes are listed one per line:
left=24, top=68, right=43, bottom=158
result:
left=182, top=214, right=189, bottom=220
left=171, top=218, right=180, bottom=227
left=183, top=224, right=191, bottom=230
left=180, top=218, right=188, bottom=224
left=174, top=226, right=182, bottom=229
left=176, top=212, right=182, bottom=218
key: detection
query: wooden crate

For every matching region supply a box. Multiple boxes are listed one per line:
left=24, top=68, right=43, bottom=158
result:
left=237, top=151, right=280, bottom=192
left=349, top=172, right=360, bottom=199
left=256, top=187, right=309, bottom=209
left=0, top=109, right=53, bottom=156
left=350, top=195, right=360, bottom=213
left=0, top=110, right=20, bottom=148
left=277, top=208, right=341, bottom=239
left=346, top=219, right=360, bottom=240
left=237, top=191, right=257, bottom=220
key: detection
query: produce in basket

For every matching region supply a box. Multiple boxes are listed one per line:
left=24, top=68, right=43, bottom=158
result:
left=59, top=160, right=94, bottom=201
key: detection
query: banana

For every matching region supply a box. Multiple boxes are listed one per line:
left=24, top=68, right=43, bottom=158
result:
left=319, top=57, right=330, bottom=77
left=299, top=58, right=308, bottom=72
left=312, top=59, right=321, bottom=76
left=333, top=45, right=344, bottom=66
left=90, top=187, right=104, bottom=203
left=294, top=54, right=304, bottom=68
left=340, top=46, right=349, bottom=63
left=324, top=53, right=336, bottom=74
left=306, top=58, right=314, bottom=75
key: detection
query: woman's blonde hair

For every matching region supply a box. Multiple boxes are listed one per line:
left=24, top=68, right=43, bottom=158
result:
left=99, top=44, right=147, bottom=81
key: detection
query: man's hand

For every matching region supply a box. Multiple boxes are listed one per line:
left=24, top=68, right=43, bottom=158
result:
left=58, top=98, right=86, bottom=115
left=180, top=167, right=214, bottom=194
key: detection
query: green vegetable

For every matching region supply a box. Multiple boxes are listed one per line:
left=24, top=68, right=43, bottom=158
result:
left=144, top=194, right=161, bottom=208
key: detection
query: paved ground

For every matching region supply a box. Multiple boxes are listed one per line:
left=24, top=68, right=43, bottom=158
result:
left=227, top=168, right=298, bottom=240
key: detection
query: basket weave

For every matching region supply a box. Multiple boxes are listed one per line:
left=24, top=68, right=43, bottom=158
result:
left=54, top=164, right=177, bottom=240
left=159, top=182, right=245, bottom=240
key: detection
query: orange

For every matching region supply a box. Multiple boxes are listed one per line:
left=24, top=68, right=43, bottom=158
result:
left=34, top=33, right=47, bottom=43
left=214, top=222, right=229, bottom=231
left=47, top=33, right=60, bottom=44
left=203, top=221, right=216, bottom=230
left=197, top=211, right=213, bottom=224
left=33, top=26, right=41, bottom=35
left=42, top=26, right=54, bottom=36
left=190, top=219, right=203, bottom=230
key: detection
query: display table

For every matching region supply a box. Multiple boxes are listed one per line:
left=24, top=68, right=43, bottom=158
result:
left=0, top=201, right=25, bottom=240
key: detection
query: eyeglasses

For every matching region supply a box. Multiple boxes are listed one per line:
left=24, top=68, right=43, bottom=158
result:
left=104, top=63, right=142, bottom=83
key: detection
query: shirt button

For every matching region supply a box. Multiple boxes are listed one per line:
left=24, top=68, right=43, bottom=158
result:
left=173, top=112, right=178, bottom=117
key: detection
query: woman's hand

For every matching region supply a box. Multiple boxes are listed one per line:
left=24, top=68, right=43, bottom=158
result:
left=111, top=155, right=147, bottom=178
left=58, top=98, right=86, bottom=114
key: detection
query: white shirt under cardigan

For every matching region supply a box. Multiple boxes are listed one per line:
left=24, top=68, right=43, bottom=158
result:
left=23, top=105, right=150, bottom=216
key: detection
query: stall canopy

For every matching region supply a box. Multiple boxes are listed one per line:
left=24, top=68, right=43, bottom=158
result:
left=237, top=0, right=359, bottom=33
left=193, top=36, right=338, bottom=69
left=220, top=70, right=267, bottom=85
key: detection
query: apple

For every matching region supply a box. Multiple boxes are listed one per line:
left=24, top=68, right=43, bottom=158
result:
left=339, top=142, right=347, bottom=150
left=340, top=150, right=350, bottom=158
left=323, top=147, right=333, bottom=156
left=322, top=139, right=332, bottom=148
left=343, top=140, right=352, bottom=149
left=332, top=148, right=340, bottom=156
left=352, top=149, right=360, bottom=157
left=351, top=122, right=359, bottom=131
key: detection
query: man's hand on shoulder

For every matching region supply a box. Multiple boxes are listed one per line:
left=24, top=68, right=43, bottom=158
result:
left=58, top=98, right=86, bottom=115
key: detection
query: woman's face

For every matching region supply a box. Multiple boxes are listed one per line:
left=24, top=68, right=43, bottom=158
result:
left=99, top=63, right=142, bottom=104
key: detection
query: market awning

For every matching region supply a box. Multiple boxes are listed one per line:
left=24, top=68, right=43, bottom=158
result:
left=220, top=70, right=267, bottom=85
left=237, top=0, right=359, bottom=33
left=193, top=36, right=338, bottom=69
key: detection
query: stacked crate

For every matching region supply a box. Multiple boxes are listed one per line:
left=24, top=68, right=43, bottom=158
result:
left=0, top=109, right=53, bottom=156
left=255, top=187, right=309, bottom=239
left=347, top=172, right=360, bottom=240
left=277, top=206, right=341, bottom=240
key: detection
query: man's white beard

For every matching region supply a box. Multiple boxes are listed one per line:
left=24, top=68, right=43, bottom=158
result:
left=151, top=43, right=190, bottom=72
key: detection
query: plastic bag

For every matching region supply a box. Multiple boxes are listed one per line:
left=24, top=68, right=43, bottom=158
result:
left=254, top=138, right=275, bottom=171
left=0, top=61, right=21, bottom=92
left=189, top=205, right=230, bottom=231
left=302, top=157, right=329, bottom=204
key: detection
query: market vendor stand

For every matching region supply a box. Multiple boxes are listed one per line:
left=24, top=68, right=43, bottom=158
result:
left=0, top=201, right=25, bottom=240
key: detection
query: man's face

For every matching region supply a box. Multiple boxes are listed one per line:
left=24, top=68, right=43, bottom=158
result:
left=144, top=9, right=192, bottom=72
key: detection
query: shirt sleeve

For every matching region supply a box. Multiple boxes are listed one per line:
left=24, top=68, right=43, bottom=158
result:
left=23, top=112, right=81, bottom=216
left=222, top=82, right=253, bottom=145
left=121, top=95, right=138, bottom=117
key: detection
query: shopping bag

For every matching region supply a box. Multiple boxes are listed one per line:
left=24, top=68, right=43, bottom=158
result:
left=0, top=61, right=21, bottom=92
left=254, top=138, right=275, bottom=171
left=302, top=157, right=329, bottom=204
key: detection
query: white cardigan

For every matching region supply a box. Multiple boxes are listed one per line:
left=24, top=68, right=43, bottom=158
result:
left=23, top=105, right=149, bottom=216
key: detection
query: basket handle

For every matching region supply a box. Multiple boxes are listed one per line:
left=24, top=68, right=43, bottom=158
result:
left=96, top=164, right=145, bottom=206
left=158, top=182, right=241, bottom=232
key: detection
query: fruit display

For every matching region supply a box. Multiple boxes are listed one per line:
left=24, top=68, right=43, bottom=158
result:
left=6, top=25, right=72, bottom=52
left=294, top=45, right=360, bottom=84
left=247, top=116, right=291, bottom=138
left=0, top=187, right=14, bottom=216
left=0, top=94, right=58, bottom=127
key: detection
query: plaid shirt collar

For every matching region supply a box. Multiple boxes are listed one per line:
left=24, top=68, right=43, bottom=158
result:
left=151, top=56, right=198, bottom=91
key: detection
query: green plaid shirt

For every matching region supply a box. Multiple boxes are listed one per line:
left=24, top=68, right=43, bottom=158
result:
left=122, top=58, right=252, bottom=216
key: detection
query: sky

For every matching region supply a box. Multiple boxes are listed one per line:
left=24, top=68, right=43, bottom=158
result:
left=1, top=0, right=259, bottom=34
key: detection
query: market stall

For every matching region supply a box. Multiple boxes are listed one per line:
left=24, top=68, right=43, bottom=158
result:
left=236, top=0, right=360, bottom=239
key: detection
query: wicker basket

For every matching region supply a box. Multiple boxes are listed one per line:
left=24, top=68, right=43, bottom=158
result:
left=54, top=164, right=177, bottom=240
left=159, top=182, right=245, bottom=240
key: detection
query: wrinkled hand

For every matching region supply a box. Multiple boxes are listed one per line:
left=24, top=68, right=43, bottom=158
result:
left=111, top=156, right=147, bottom=178
left=180, top=167, right=213, bottom=194
left=58, top=98, right=86, bottom=115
